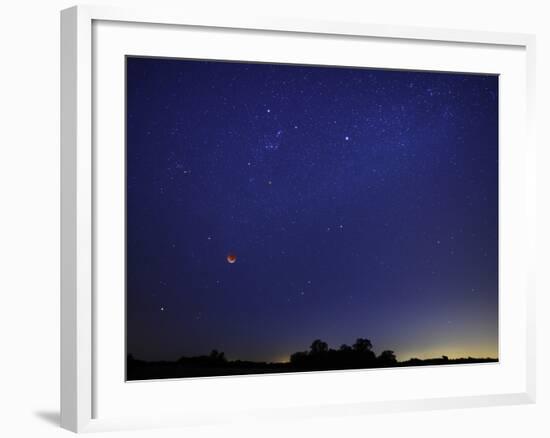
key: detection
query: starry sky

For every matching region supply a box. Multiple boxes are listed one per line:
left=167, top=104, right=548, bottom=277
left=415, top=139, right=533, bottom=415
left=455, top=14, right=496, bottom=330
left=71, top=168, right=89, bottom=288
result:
left=126, top=57, right=499, bottom=363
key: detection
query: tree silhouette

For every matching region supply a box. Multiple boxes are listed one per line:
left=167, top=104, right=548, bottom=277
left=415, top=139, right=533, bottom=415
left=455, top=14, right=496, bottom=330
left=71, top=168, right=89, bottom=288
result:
left=290, top=351, right=308, bottom=366
left=377, top=350, right=397, bottom=365
left=351, top=338, right=376, bottom=363
left=353, top=338, right=373, bottom=353
left=310, top=339, right=329, bottom=355
left=209, top=349, right=226, bottom=365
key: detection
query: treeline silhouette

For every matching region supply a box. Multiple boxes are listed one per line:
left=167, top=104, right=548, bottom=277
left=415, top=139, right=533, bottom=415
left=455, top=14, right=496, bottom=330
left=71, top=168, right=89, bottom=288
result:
left=289, top=338, right=398, bottom=369
left=127, top=338, right=497, bottom=381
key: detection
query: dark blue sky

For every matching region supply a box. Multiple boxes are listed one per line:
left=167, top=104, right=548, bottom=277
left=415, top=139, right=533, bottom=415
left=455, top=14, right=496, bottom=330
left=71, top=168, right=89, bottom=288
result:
left=126, top=57, right=498, bottom=363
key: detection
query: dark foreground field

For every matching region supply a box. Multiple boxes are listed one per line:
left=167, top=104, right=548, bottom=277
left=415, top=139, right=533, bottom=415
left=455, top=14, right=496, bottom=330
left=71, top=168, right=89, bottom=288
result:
left=127, top=340, right=497, bottom=381
left=127, top=357, right=498, bottom=381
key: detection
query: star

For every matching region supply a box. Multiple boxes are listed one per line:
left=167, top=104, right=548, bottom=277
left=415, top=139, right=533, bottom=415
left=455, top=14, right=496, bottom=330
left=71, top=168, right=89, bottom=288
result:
left=345, top=136, right=349, bottom=141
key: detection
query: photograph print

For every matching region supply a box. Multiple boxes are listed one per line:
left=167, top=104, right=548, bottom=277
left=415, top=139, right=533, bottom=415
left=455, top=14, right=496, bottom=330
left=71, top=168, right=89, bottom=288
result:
left=126, top=56, right=498, bottom=381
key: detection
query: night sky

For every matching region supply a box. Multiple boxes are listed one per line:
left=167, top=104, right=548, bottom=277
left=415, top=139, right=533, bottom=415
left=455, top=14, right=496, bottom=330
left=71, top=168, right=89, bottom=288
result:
left=126, top=57, right=498, bottom=363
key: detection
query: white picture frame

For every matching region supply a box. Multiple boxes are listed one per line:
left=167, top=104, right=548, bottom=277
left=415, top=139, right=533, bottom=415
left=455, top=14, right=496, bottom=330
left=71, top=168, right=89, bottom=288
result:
left=60, top=4, right=536, bottom=433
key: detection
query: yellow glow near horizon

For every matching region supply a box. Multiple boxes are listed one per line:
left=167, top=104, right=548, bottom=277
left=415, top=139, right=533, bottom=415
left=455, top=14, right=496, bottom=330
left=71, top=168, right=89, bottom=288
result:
left=272, top=342, right=497, bottom=364
left=396, top=342, right=498, bottom=361
left=272, top=356, right=290, bottom=364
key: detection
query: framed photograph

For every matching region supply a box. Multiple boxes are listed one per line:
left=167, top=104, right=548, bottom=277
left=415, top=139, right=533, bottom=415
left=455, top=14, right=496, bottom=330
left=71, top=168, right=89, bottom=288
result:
left=61, top=5, right=536, bottom=433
